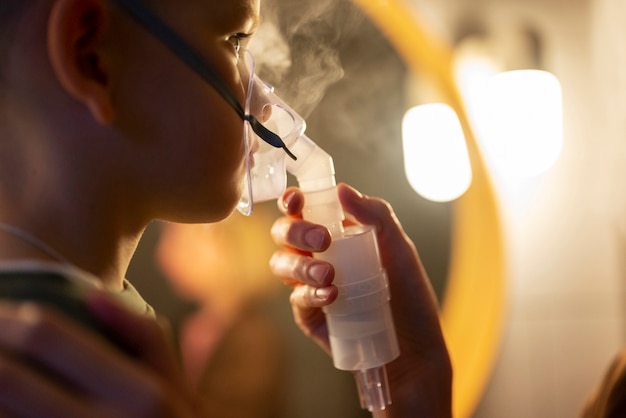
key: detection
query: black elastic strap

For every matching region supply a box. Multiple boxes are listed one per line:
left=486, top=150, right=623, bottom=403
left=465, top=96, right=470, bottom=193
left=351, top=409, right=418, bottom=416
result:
left=112, top=0, right=297, bottom=160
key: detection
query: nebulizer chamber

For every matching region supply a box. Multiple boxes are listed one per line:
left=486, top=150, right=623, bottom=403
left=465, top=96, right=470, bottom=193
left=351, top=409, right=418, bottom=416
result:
left=239, top=60, right=399, bottom=414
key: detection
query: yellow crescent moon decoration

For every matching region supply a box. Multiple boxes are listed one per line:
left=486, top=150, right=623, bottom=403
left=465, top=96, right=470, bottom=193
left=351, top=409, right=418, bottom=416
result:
left=349, top=0, right=507, bottom=416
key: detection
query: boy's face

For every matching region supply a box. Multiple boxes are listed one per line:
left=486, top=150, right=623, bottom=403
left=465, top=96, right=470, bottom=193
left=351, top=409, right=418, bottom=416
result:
left=112, top=0, right=261, bottom=222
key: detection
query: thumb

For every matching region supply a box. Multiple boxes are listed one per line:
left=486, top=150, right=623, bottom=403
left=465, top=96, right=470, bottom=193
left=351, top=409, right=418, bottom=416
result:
left=337, top=183, right=404, bottom=241
left=337, top=183, right=421, bottom=269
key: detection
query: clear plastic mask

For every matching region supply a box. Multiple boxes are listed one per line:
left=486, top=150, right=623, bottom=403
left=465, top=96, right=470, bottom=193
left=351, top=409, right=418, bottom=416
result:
left=237, top=52, right=306, bottom=215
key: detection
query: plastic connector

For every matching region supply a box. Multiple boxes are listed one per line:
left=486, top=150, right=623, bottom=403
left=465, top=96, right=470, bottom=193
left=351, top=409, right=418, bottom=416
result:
left=354, top=366, right=392, bottom=412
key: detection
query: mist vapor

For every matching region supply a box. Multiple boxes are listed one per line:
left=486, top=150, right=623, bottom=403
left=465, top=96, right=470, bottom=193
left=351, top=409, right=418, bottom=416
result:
left=250, top=0, right=362, bottom=118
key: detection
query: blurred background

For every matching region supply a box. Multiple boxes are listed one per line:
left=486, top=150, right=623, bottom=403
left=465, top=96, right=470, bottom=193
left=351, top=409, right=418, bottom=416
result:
left=127, top=0, right=626, bottom=417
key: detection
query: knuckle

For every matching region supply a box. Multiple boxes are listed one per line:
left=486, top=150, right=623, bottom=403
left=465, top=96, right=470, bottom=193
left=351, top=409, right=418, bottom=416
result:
left=270, top=217, right=292, bottom=246
left=282, top=253, right=320, bottom=284
left=290, top=285, right=322, bottom=308
left=294, top=257, right=313, bottom=282
left=369, top=195, right=394, bottom=218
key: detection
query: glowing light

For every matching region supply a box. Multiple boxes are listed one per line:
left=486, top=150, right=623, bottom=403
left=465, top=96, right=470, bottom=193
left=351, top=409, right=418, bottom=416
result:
left=402, top=104, right=472, bottom=202
left=471, top=70, right=563, bottom=178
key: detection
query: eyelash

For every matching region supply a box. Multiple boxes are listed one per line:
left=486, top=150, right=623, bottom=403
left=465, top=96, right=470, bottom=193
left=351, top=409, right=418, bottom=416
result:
left=228, top=33, right=252, bottom=55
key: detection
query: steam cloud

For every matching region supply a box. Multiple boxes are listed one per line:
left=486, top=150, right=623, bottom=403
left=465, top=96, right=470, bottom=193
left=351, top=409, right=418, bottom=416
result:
left=250, top=0, right=362, bottom=118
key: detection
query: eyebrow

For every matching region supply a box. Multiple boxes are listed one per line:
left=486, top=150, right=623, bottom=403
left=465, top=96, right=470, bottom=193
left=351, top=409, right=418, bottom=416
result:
left=243, top=3, right=262, bottom=32
left=232, top=1, right=261, bottom=36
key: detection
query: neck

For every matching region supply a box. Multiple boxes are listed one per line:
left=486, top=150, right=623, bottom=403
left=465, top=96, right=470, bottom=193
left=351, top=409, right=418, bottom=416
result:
left=0, top=219, right=144, bottom=290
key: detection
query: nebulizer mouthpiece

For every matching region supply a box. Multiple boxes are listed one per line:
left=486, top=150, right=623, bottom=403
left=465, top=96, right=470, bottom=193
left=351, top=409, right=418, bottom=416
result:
left=238, top=52, right=399, bottom=415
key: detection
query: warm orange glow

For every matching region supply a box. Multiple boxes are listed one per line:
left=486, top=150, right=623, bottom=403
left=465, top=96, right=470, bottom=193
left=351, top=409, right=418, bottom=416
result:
left=156, top=205, right=279, bottom=318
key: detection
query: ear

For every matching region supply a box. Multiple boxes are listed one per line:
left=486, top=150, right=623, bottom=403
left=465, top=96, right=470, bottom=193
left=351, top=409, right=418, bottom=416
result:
left=47, top=0, right=115, bottom=124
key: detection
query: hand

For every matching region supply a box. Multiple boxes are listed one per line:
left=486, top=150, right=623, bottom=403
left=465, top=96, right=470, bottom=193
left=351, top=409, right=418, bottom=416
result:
left=270, top=183, right=452, bottom=418
left=0, top=292, right=200, bottom=418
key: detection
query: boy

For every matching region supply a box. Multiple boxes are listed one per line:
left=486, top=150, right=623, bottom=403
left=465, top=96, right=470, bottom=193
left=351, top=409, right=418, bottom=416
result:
left=0, top=0, right=452, bottom=416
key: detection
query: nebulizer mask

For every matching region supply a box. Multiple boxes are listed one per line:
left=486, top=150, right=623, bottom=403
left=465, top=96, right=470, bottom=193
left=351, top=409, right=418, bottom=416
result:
left=112, top=0, right=400, bottom=413
left=237, top=52, right=400, bottom=416
left=236, top=51, right=301, bottom=216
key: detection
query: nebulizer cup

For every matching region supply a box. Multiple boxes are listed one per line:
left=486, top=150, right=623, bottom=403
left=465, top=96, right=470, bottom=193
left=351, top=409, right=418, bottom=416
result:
left=237, top=52, right=400, bottom=415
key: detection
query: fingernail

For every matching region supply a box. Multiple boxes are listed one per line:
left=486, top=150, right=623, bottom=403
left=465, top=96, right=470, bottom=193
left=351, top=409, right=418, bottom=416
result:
left=304, top=228, right=326, bottom=250
left=315, top=287, right=332, bottom=300
left=309, top=263, right=331, bottom=285
left=282, top=191, right=296, bottom=211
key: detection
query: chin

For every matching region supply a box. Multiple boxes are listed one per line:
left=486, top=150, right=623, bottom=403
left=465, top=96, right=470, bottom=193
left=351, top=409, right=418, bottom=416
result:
left=168, top=192, right=240, bottom=225
left=211, top=187, right=243, bottom=221
left=181, top=207, right=236, bottom=225
left=179, top=174, right=245, bottom=223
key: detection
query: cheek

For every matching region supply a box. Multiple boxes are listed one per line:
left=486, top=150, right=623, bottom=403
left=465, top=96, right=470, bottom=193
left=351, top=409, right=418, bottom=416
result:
left=208, top=110, right=247, bottom=180
left=190, top=99, right=248, bottom=213
left=112, top=38, right=247, bottom=217
left=127, top=85, right=246, bottom=216
left=174, top=64, right=246, bottom=183
left=153, top=64, right=246, bottom=170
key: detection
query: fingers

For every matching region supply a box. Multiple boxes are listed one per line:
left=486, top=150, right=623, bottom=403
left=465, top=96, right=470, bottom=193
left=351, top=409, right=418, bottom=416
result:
left=270, top=216, right=331, bottom=253
left=0, top=301, right=195, bottom=417
left=274, top=184, right=452, bottom=415
left=288, top=303, right=331, bottom=355
left=0, top=303, right=139, bottom=392
left=270, top=250, right=334, bottom=288
left=337, top=183, right=404, bottom=238
left=269, top=248, right=337, bottom=309
left=288, top=284, right=337, bottom=308
left=0, top=350, right=95, bottom=418
left=337, top=183, right=421, bottom=267
left=277, top=187, right=305, bottom=216
left=279, top=184, right=410, bottom=254
left=0, top=303, right=131, bottom=416
left=270, top=203, right=335, bottom=306
left=271, top=187, right=337, bottom=354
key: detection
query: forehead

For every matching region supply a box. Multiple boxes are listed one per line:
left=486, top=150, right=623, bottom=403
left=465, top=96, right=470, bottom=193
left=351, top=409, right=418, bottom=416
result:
left=151, top=0, right=260, bottom=34
left=206, top=0, right=260, bottom=32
